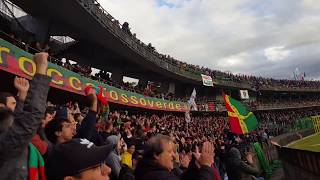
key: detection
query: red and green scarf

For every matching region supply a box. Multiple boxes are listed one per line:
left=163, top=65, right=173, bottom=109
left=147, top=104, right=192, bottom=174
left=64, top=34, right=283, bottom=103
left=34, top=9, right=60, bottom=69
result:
left=29, top=143, right=46, bottom=180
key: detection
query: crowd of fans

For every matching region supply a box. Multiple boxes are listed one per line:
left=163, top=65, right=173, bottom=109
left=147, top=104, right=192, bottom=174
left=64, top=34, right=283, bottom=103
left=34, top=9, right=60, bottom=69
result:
left=1, top=52, right=320, bottom=179
left=2, top=28, right=320, bottom=109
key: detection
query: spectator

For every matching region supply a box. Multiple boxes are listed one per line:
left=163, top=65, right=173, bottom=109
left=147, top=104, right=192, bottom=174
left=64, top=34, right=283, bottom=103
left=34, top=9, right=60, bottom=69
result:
left=119, top=151, right=142, bottom=180
left=226, top=147, right=260, bottom=180
left=45, top=88, right=99, bottom=145
left=135, top=134, right=215, bottom=180
left=45, top=138, right=113, bottom=180
left=31, top=107, right=56, bottom=154
left=121, top=142, right=135, bottom=169
left=106, top=135, right=123, bottom=180
left=0, top=53, right=51, bottom=179
left=0, top=92, right=16, bottom=112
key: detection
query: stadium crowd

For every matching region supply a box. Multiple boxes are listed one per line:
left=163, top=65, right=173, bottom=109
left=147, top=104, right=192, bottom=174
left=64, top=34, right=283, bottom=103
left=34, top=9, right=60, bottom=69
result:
left=1, top=53, right=320, bottom=180
left=1, top=28, right=320, bottom=106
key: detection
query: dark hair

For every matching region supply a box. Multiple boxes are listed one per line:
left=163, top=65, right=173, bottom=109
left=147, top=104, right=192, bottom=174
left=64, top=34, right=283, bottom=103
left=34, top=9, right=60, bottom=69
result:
left=0, top=92, right=14, bottom=105
left=45, top=106, right=56, bottom=115
left=45, top=118, right=69, bottom=144
left=105, top=121, right=113, bottom=130
left=0, top=107, right=14, bottom=133
left=143, top=134, right=172, bottom=159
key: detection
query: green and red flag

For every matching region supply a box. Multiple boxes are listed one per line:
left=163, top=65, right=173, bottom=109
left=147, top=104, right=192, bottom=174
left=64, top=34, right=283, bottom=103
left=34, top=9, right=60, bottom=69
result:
left=223, top=93, right=258, bottom=134
left=28, top=143, right=46, bottom=180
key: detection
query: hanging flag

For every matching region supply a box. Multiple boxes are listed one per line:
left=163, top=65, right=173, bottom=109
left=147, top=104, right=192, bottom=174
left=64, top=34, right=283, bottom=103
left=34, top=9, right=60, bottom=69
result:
left=240, top=90, right=250, bottom=99
left=201, top=74, right=214, bottom=86
left=188, top=88, right=198, bottom=111
left=223, top=93, right=258, bottom=134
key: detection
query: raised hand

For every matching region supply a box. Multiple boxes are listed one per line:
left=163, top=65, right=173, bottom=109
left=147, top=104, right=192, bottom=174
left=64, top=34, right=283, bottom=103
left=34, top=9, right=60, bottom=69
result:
left=14, top=77, right=29, bottom=93
left=86, top=87, right=97, bottom=100
left=180, top=153, right=191, bottom=168
left=86, top=87, right=98, bottom=112
left=192, top=145, right=201, bottom=161
left=198, top=141, right=215, bottom=167
left=14, top=76, right=29, bottom=101
left=33, top=52, right=48, bottom=75
left=246, top=153, right=254, bottom=164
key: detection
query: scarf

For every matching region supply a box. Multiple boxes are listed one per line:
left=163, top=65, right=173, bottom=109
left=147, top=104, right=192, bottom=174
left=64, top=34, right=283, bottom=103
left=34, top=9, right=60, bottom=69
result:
left=29, top=143, right=46, bottom=180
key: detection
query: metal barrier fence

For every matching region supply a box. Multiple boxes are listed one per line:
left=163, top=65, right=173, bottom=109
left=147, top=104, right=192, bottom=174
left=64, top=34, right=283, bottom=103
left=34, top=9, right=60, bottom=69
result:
left=272, top=129, right=320, bottom=179
left=278, top=146, right=320, bottom=176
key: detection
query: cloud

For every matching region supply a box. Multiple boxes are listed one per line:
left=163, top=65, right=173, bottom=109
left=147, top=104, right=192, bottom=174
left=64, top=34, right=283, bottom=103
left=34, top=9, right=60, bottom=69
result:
left=264, top=46, right=291, bottom=61
left=98, top=0, right=320, bottom=80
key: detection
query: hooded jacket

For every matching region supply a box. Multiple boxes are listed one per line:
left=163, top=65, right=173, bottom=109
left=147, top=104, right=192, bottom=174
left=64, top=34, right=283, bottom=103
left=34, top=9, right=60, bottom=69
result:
left=0, top=74, right=51, bottom=180
left=226, top=147, right=260, bottom=180
left=106, top=135, right=122, bottom=179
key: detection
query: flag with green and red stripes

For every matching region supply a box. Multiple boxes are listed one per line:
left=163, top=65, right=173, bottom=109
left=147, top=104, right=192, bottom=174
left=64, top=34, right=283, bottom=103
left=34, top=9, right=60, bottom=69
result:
left=223, top=94, right=258, bottom=134
left=29, top=143, right=46, bottom=180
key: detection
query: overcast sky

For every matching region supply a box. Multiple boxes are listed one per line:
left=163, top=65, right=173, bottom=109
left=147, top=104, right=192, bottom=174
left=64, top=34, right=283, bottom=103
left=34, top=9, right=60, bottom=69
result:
left=98, top=0, right=320, bottom=80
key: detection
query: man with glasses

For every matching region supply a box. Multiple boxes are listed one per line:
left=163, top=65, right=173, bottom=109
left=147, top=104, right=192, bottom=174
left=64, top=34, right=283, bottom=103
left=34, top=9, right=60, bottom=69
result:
left=45, top=87, right=99, bottom=146
left=45, top=138, right=113, bottom=180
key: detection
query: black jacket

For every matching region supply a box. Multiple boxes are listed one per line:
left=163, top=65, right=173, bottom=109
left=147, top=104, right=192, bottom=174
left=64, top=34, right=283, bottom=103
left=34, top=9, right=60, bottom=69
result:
left=0, top=74, right=51, bottom=180
left=135, top=158, right=214, bottom=180
left=226, top=148, right=259, bottom=180
left=119, top=165, right=135, bottom=180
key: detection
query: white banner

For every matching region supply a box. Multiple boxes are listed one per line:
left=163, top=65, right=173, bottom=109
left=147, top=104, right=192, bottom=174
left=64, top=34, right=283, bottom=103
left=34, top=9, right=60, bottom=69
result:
left=240, top=90, right=250, bottom=99
left=201, top=74, right=214, bottom=87
left=188, top=88, right=198, bottom=111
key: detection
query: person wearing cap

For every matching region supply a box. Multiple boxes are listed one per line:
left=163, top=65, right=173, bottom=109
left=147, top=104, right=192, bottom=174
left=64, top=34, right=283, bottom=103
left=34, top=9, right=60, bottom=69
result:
left=0, top=53, right=51, bottom=180
left=45, top=138, right=112, bottom=180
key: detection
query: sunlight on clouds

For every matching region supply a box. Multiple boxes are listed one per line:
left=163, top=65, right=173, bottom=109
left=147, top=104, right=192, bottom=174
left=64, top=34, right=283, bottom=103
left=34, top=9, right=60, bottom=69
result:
left=97, top=0, right=320, bottom=79
left=264, top=46, right=291, bottom=61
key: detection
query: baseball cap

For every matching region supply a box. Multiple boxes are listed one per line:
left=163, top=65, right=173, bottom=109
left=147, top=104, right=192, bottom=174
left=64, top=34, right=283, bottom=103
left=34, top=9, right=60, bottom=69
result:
left=45, top=138, right=113, bottom=180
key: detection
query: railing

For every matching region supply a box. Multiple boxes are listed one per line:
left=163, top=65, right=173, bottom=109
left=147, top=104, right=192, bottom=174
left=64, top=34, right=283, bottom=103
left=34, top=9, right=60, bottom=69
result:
left=255, top=103, right=320, bottom=111
left=272, top=129, right=320, bottom=179
left=279, top=147, right=320, bottom=176
left=76, top=0, right=202, bottom=82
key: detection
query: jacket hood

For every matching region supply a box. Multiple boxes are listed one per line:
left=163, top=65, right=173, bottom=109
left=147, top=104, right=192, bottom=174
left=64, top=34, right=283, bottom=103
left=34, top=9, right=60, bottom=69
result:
left=106, top=135, right=120, bottom=150
left=229, top=147, right=241, bottom=159
left=227, top=147, right=242, bottom=166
